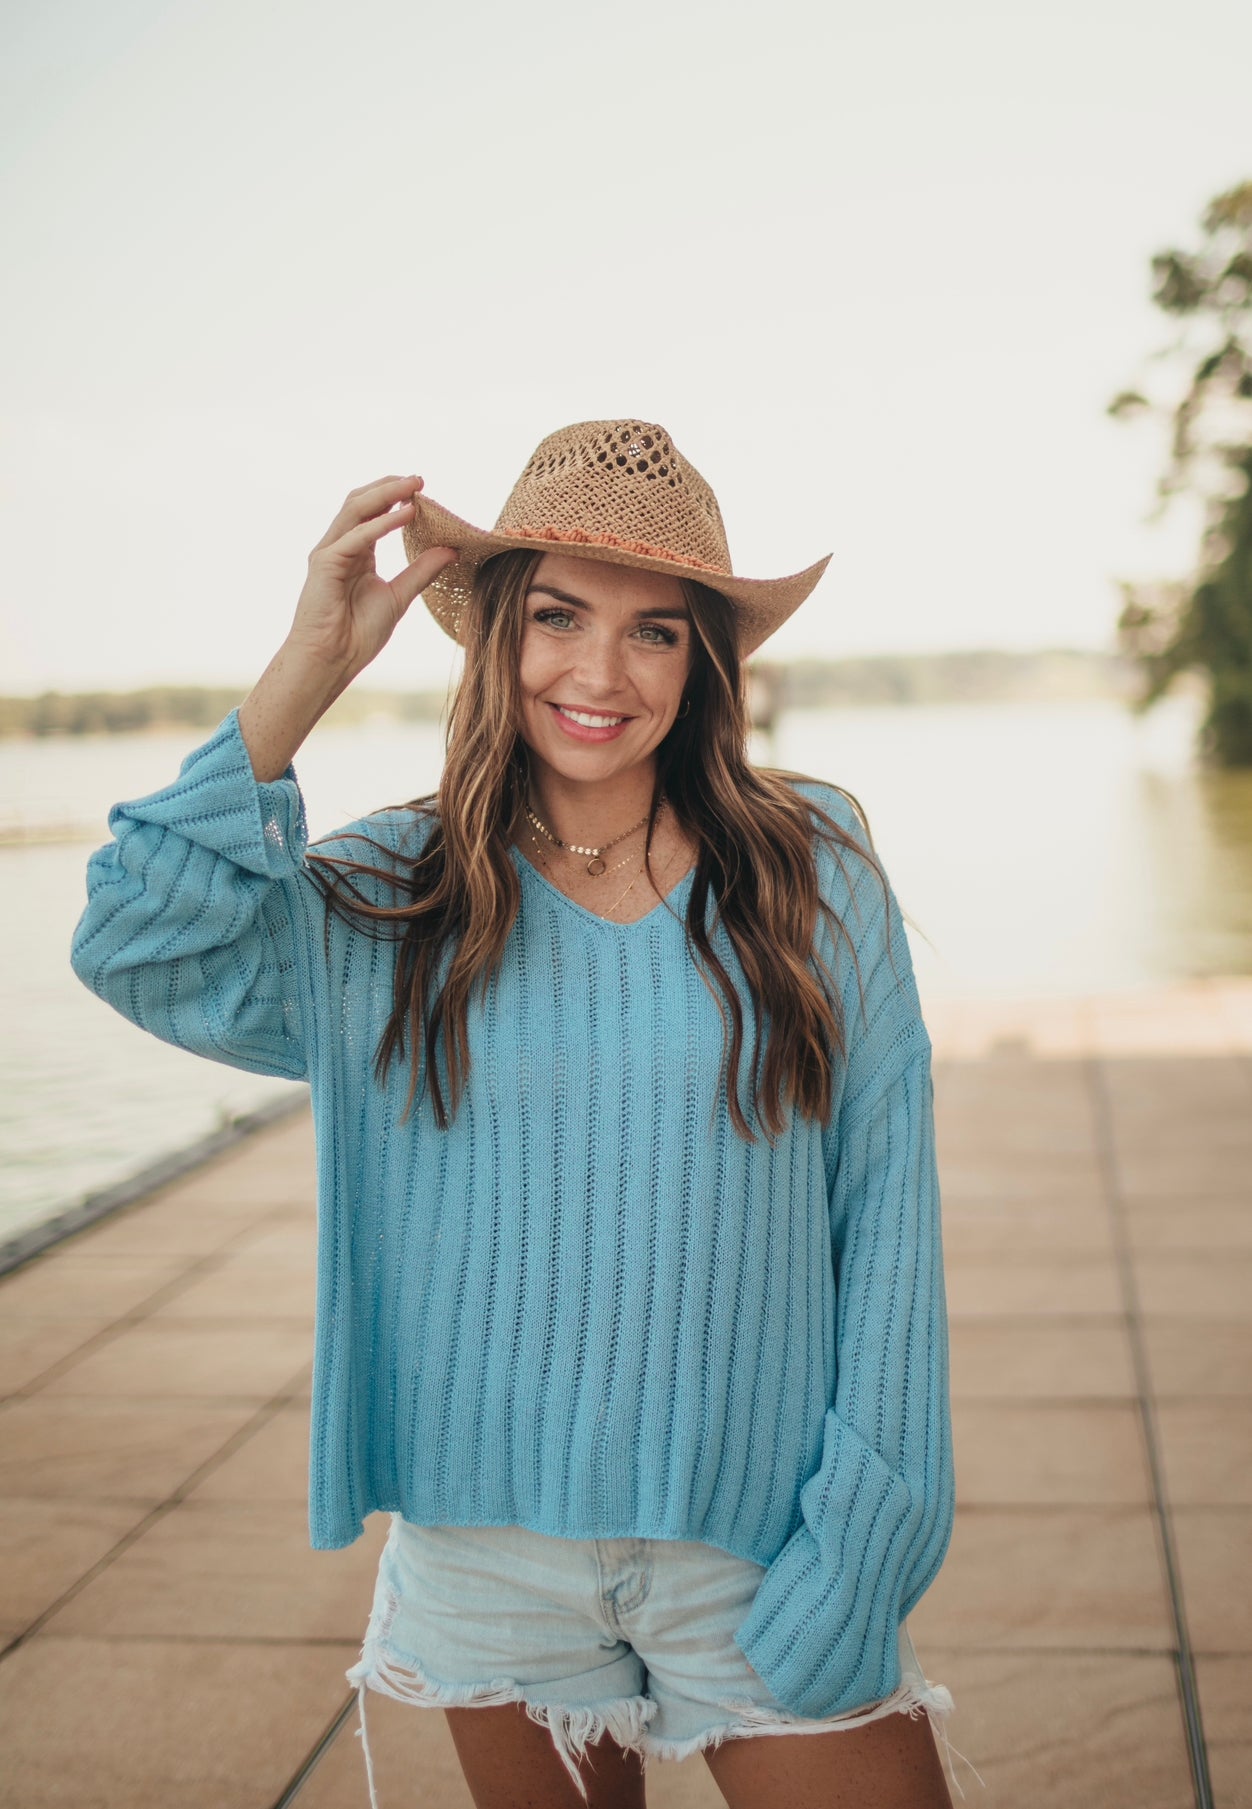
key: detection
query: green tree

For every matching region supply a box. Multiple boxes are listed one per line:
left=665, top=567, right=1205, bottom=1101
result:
left=1110, top=179, right=1252, bottom=766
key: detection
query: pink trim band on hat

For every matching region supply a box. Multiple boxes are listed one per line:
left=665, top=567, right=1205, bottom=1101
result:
left=507, top=523, right=729, bottom=575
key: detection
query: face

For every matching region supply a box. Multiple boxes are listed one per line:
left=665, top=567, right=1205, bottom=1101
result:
left=516, top=552, right=694, bottom=788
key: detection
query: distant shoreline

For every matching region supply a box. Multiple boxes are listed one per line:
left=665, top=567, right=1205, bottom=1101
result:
left=0, top=649, right=1182, bottom=739
left=0, top=684, right=449, bottom=740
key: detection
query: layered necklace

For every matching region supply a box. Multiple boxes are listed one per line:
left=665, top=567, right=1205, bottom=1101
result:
left=524, top=795, right=672, bottom=921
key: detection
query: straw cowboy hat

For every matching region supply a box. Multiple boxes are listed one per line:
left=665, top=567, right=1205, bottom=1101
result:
left=403, top=419, right=832, bottom=660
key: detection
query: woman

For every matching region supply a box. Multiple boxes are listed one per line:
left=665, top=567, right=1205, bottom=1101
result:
left=70, top=420, right=971, bottom=1809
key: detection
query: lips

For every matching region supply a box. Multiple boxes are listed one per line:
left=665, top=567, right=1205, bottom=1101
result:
left=554, top=704, right=631, bottom=727
left=546, top=702, right=634, bottom=743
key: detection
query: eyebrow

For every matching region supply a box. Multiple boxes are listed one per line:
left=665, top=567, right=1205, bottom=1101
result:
left=526, top=582, right=691, bottom=623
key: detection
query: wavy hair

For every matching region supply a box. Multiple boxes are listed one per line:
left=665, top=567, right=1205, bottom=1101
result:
left=304, top=547, right=899, bottom=1141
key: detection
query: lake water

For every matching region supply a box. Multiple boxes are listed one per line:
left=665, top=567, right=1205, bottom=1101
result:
left=3, top=692, right=1249, bottom=1245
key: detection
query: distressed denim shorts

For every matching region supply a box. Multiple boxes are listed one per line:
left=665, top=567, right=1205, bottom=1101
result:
left=346, top=1516, right=973, bottom=1805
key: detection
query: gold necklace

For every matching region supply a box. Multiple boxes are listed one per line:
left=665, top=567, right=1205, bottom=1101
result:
left=527, top=828, right=636, bottom=880
left=527, top=829, right=668, bottom=922
left=525, top=796, right=668, bottom=876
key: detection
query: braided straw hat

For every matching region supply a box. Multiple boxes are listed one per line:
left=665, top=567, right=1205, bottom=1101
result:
left=403, top=419, right=831, bottom=659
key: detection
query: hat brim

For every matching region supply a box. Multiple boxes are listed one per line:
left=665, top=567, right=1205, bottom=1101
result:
left=403, top=492, right=831, bottom=660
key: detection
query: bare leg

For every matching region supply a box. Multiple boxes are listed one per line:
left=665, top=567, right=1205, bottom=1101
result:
left=703, top=1706, right=953, bottom=1809
left=443, top=1701, right=648, bottom=1809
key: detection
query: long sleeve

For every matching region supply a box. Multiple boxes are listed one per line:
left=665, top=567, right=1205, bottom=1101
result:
left=733, top=803, right=955, bottom=1720
left=69, top=707, right=313, bottom=1081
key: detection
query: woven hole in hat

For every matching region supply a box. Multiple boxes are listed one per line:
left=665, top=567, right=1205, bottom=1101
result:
left=592, top=429, right=682, bottom=487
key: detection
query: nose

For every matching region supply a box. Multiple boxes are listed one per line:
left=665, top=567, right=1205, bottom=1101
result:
left=565, top=630, right=632, bottom=702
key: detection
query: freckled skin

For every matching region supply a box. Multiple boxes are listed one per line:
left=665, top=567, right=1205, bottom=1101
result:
left=516, top=551, right=693, bottom=836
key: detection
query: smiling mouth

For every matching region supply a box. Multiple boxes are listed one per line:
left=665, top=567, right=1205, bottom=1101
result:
left=551, top=704, right=633, bottom=727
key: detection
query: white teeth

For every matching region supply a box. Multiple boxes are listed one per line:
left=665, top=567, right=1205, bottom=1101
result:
left=556, top=706, right=627, bottom=728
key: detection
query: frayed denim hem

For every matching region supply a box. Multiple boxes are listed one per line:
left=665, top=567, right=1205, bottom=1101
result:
left=345, top=1637, right=656, bottom=1805
left=679, top=1675, right=986, bottom=1802
left=346, top=1622, right=985, bottom=1806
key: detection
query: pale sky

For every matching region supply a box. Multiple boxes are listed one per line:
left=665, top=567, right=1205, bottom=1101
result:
left=2, top=0, right=1249, bottom=697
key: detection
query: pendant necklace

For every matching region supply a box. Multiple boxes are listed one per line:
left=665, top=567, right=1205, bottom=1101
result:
left=524, top=796, right=668, bottom=877
left=527, top=829, right=646, bottom=920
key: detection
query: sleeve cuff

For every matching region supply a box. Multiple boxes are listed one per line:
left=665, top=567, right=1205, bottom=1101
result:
left=105, top=707, right=308, bottom=880
left=734, top=1409, right=919, bottom=1719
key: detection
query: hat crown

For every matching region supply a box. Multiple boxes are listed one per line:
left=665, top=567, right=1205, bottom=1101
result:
left=493, top=420, right=732, bottom=576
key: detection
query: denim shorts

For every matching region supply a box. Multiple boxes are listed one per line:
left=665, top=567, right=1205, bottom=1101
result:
left=345, top=1516, right=971, bottom=1805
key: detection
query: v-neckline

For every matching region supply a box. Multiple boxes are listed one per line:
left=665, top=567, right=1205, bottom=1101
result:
left=509, top=841, right=696, bottom=930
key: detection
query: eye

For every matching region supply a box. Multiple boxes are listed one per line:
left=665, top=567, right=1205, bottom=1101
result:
left=531, top=607, right=679, bottom=647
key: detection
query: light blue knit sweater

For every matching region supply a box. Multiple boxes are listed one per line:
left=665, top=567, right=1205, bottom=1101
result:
left=69, top=706, right=954, bottom=1721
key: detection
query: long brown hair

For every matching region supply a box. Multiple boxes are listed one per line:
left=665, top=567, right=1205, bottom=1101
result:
left=304, top=547, right=900, bottom=1142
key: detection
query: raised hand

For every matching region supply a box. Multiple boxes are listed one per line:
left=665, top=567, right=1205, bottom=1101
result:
left=287, top=475, right=457, bottom=679
left=237, top=475, right=458, bottom=782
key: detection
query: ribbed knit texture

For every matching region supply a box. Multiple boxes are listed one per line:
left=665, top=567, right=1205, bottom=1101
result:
left=69, top=706, right=954, bottom=1721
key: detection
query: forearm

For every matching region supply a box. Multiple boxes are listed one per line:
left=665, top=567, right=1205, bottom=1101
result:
left=237, top=641, right=354, bottom=783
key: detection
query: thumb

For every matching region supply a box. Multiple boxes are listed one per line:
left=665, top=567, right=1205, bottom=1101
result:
left=393, top=545, right=460, bottom=612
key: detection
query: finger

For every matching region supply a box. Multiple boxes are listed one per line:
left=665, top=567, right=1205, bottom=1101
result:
left=312, top=499, right=422, bottom=565
left=345, top=474, right=425, bottom=505
left=311, top=476, right=426, bottom=554
left=391, top=545, right=460, bottom=612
